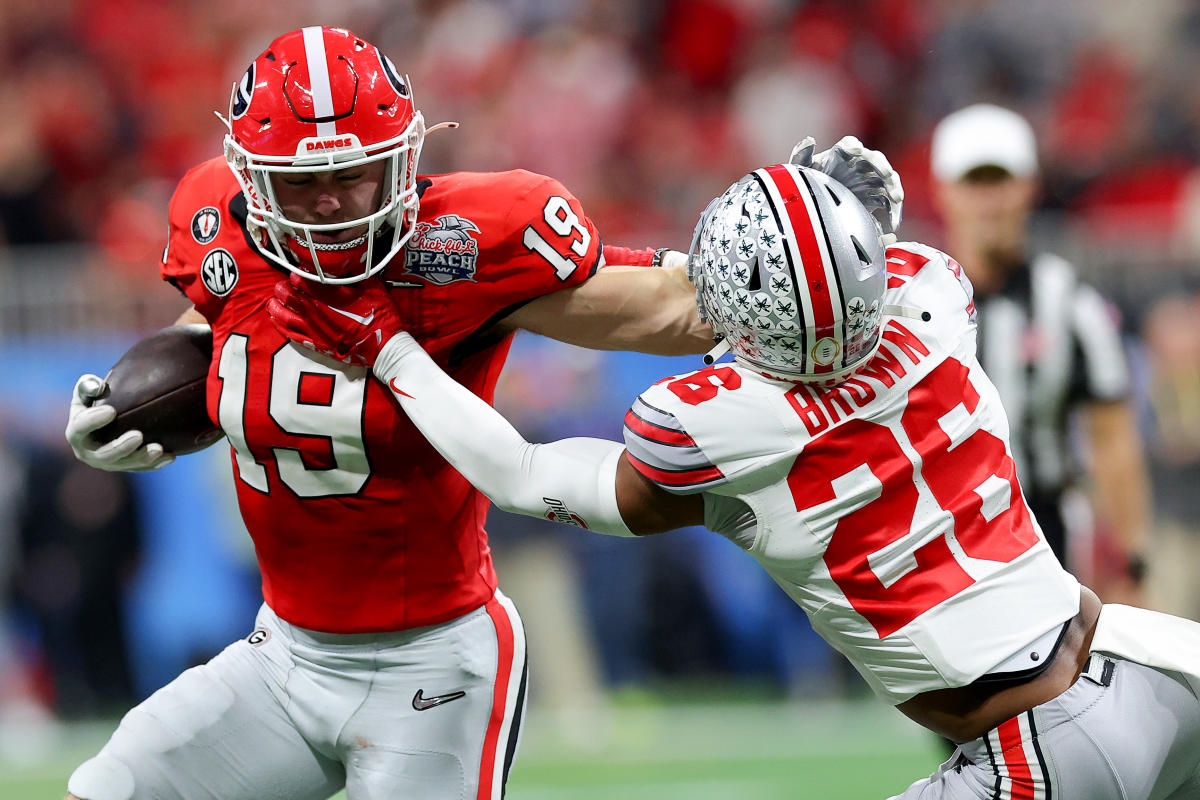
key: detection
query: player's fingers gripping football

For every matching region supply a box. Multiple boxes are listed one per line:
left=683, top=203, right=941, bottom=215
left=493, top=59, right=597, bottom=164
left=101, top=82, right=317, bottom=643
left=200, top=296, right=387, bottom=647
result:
left=65, top=374, right=175, bottom=472
left=268, top=275, right=405, bottom=367
left=67, top=374, right=116, bottom=448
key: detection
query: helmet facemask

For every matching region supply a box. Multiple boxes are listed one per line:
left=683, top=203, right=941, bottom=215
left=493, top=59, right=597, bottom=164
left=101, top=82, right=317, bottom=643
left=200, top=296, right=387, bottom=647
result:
left=224, top=115, right=425, bottom=284
left=220, top=26, right=450, bottom=284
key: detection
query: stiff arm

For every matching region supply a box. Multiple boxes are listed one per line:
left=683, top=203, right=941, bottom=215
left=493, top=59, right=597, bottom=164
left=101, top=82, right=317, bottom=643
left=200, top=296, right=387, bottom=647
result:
left=373, top=333, right=704, bottom=535
left=497, top=257, right=713, bottom=356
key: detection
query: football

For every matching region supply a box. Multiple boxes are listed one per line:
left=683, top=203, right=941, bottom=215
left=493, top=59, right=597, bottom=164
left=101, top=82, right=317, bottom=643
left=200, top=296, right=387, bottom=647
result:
left=91, top=324, right=223, bottom=455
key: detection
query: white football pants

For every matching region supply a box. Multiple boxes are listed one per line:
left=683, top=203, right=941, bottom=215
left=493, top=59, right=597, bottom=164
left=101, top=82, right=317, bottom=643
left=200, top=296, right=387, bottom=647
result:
left=891, top=655, right=1200, bottom=799
left=67, top=591, right=527, bottom=800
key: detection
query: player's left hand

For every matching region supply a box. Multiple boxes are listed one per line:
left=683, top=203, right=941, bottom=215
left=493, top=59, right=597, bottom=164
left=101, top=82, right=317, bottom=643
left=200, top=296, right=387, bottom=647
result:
left=65, top=374, right=176, bottom=472
left=267, top=273, right=405, bottom=368
left=791, top=135, right=904, bottom=239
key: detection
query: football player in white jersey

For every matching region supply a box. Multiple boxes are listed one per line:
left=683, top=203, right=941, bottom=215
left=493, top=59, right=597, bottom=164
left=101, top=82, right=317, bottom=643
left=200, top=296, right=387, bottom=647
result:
left=269, top=145, right=1200, bottom=799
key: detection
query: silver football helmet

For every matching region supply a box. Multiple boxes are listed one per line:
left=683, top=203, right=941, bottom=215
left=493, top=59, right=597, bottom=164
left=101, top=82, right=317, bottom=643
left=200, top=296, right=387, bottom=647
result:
left=689, top=163, right=888, bottom=383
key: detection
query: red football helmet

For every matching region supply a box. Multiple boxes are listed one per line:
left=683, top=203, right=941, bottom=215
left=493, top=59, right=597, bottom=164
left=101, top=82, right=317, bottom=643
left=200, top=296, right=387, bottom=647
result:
left=222, top=27, right=429, bottom=283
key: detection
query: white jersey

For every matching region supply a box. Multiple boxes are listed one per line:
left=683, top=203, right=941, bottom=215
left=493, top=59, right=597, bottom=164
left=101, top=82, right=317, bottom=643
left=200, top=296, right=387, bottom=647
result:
left=623, top=243, right=1080, bottom=704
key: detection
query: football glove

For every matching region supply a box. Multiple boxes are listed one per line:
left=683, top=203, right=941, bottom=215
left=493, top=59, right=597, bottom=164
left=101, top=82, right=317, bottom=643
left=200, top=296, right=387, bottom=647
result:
left=267, top=273, right=405, bottom=368
left=65, top=374, right=175, bottom=472
left=791, top=135, right=905, bottom=240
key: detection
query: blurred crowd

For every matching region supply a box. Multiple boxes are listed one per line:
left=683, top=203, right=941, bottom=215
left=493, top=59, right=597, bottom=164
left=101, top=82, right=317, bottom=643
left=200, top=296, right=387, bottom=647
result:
left=5, top=0, right=1200, bottom=731
left=6, top=0, right=1200, bottom=383
left=6, top=0, right=1200, bottom=269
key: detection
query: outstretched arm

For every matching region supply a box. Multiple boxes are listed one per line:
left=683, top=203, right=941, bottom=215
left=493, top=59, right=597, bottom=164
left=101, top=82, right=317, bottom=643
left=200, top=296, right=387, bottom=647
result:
left=501, top=134, right=905, bottom=356
left=498, top=256, right=713, bottom=356
left=372, top=332, right=704, bottom=535
left=264, top=270, right=708, bottom=535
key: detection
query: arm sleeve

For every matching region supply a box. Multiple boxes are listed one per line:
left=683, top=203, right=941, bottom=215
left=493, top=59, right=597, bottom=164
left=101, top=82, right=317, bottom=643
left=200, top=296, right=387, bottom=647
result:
left=373, top=333, right=634, bottom=536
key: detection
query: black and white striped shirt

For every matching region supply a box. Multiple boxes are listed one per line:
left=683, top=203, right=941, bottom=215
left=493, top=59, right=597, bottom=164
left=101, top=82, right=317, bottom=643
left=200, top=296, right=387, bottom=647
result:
left=974, top=252, right=1130, bottom=561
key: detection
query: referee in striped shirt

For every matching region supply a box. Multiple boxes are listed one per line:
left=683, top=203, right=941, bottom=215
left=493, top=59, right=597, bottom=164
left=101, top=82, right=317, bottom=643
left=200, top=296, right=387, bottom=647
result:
left=930, top=104, right=1151, bottom=604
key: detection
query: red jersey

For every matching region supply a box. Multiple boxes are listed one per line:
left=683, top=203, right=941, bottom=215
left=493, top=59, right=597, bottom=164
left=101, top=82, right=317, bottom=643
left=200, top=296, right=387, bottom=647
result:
left=161, top=157, right=602, bottom=632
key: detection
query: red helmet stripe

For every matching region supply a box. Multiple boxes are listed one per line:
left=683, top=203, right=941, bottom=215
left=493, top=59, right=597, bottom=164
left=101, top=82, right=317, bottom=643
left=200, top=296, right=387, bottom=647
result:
left=759, top=164, right=842, bottom=373
left=302, top=26, right=337, bottom=137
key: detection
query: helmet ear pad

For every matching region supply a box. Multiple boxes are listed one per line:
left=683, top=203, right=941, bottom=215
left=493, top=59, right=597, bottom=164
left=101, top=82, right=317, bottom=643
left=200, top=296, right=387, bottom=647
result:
left=221, top=26, right=425, bottom=284
left=693, top=163, right=888, bottom=383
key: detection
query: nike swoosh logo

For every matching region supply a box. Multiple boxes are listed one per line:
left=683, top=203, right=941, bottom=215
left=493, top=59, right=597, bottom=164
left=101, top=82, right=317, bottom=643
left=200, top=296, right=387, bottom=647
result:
left=388, top=378, right=413, bottom=399
left=328, top=305, right=374, bottom=326
left=412, top=689, right=466, bottom=711
left=384, top=279, right=424, bottom=289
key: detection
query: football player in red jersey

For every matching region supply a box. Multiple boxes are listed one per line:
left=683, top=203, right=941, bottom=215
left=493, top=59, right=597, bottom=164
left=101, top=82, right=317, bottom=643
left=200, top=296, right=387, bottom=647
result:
left=60, top=26, right=904, bottom=800
left=302, top=154, right=1200, bottom=799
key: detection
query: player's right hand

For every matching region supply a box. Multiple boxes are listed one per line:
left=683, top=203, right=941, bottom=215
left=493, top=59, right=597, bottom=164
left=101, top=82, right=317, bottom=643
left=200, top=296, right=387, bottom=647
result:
left=790, top=135, right=904, bottom=239
left=268, top=274, right=406, bottom=368
left=65, top=374, right=175, bottom=472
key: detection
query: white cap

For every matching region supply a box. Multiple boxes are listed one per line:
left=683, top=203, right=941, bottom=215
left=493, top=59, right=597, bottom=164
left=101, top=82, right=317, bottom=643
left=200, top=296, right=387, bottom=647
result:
left=930, top=103, right=1038, bottom=181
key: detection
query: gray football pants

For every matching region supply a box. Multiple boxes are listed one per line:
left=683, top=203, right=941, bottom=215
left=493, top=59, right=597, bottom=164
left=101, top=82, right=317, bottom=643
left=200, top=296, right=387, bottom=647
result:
left=66, top=594, right=528, bottom=800
left=891, top=655, right=1200, bottom=799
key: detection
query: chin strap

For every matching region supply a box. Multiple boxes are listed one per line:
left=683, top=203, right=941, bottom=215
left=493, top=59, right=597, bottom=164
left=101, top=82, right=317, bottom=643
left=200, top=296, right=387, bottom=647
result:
left=702, top=338, right=732, bottom=365
left=883, top=304, right=932, bottom=322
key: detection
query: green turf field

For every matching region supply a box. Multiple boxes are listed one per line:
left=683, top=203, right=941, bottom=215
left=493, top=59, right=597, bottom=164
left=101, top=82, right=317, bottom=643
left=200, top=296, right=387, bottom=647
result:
left=0, top=694, right=942, bottom=799
left=0, top=698, right=944, bottom=798
left=510, top=696, right=943, bottom=799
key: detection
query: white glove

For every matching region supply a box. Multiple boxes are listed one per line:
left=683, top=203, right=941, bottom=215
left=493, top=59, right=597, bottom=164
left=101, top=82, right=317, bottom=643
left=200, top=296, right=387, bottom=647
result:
left=790, top=135, right=904, bottom=240
left=65, top=374, right=175, bottom=472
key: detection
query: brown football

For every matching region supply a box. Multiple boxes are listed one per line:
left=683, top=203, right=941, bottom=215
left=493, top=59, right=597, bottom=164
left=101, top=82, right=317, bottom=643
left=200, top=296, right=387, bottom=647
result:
left=91, top=324, right=223, bottom=455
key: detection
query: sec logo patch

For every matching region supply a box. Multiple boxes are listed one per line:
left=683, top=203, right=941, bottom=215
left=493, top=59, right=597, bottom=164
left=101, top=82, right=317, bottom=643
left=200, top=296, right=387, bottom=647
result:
left=191, top=206, right=221, bottom=244
left=201, top=248, right=238, bottom=297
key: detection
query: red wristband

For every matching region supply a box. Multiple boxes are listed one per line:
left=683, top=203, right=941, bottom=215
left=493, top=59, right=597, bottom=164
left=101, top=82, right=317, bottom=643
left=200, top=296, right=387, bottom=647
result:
left=601, top=245, right=658, bottom=268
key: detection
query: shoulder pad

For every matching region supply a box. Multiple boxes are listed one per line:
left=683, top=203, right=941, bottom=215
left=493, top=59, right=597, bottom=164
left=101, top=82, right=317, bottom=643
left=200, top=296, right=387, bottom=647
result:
left=623, top=395, right=726, bottom=495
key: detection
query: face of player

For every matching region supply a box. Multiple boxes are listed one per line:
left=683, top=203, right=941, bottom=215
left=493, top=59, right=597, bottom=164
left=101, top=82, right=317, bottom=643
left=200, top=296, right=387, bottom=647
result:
left=270, top=160, right=388, bottom=245
left=934, top=166, right=1036, bottom=278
